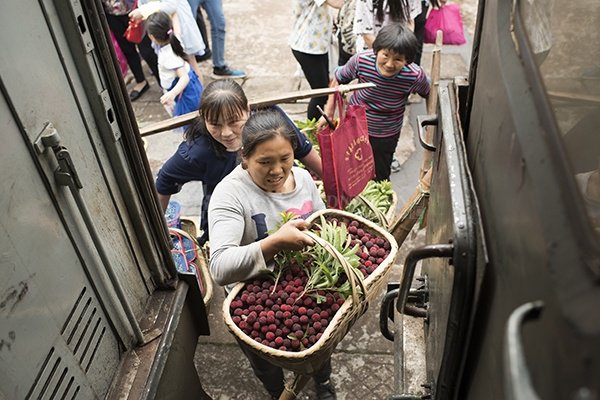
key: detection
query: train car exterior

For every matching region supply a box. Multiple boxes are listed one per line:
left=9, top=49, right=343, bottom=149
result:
left=385, top=0, right=600, bottom=399
left=0, top=1, right=210, bottom=398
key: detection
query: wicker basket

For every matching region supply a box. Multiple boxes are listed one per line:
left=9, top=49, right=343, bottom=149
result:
left=222, top=209, right=398, bottom=376
left=314, top=181, right=398, bottom=230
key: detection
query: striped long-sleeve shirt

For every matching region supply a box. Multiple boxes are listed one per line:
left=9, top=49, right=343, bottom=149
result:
left=334, top=50, right=430, bottom=138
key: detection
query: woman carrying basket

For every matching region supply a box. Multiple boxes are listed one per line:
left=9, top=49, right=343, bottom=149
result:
left=208, top=109, right=336, bottom=400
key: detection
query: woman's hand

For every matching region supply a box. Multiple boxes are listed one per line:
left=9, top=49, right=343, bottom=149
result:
left=129, top=9, right=143, bottom=21
left=275, top=219, right=314, bottom=250
left=260, top=219, right=314, bottom=261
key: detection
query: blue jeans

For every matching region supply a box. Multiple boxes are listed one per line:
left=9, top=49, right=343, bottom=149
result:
left=187, top=0, right=226, bottom=68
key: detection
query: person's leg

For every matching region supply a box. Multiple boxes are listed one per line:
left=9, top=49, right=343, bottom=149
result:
left=292, top=49, right=329, bottom=120
left=338, top=33, right=353, bottom=66
left=201, top=0, right=245, bottom=77
left=200, top=0, right=226, bottom=68
left=187, top=0, right=201, bottom=18
left=189, top=0, right=211, bottom=60
left=106, top=13, right=146, bottom=84
left=195, top=9, right=212, bottom=61
left=369, top=134, right=400, bottom=182
left=313, top=358, right=336, bottom=399
left=236, top=340, right=285, bottom=398
left=314, top=357, right=332, bottom=383
left=413, top=0, right=429, bottom=66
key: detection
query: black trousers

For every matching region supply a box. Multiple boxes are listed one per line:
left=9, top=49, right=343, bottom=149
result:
left=105, top=13, right=160, bottom=85
left=291, top=49, right=330, bottom=121
left=413, top=0, right=430, bottom=66
left=237, top=338, right=332, bottom=398
left=337, top=32, right=354, bottom=66
left=369, top=133, right=400, bottom=182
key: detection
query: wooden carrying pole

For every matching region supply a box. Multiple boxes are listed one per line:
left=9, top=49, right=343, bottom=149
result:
left=138, top=82, right=376, bottom=137
left=389, top=30, right=443, bottom=245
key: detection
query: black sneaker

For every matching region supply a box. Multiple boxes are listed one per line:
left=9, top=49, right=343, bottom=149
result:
left=315, top=380, right=336, bottom=400
left=212, top=65, right=246, bottom=79
left=195, top=49, right=212, bottom=62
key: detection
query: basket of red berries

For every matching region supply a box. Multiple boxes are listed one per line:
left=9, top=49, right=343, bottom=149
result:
left=222, top=209, right=398, bottom=375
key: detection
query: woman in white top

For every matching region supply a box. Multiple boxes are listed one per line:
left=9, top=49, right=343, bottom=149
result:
left=289, top=0, right=343, bottom=121
left=130, top=0, right=206, bottom=80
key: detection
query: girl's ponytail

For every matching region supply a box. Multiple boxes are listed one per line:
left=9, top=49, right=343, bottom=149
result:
left=146, top=11, right=188, bottom=59
left=168, top=29, right=187, bottom=59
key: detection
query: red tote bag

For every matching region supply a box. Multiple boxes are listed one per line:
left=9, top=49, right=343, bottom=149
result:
left=317, top=92, right=375, bottom=209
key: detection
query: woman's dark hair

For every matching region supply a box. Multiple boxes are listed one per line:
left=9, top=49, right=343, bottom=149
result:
left=375, top=0, right=410, bottom=25
left=373, top=22, right=419, bottom=64
left=241, top=109, right=297, bottom=159
left=184, top=79, right=249, bottom=156
left=146, top=11, right=187, bottom=59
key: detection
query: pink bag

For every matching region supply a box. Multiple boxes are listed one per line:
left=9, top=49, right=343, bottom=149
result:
left=424, top=3, right=466, bottom=45
left=317, top=92, right=375, bottom=209
left=110, top=31, right=129, bottom=77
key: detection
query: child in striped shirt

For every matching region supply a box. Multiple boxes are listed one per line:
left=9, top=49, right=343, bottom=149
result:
left=323, top=22, right=430, bottom=181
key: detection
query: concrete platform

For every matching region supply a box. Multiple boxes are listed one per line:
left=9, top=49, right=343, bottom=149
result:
left=131, top=0, right=473, bottom=398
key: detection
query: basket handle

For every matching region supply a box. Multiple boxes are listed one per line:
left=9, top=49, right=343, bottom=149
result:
left=302, top=230, right=367, bottom=307
left=356, top=194, right=390, bottom=229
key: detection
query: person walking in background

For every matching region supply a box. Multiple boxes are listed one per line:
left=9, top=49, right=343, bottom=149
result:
left=413, top=0, right=442, bottom=65
left=103, top=0, right=160, bottom=101
left=208, top=109, right=337, bottom=400
left=186, top=0, right=246, bottom=79
left=336, top=0, right=357, bottom=66
left=146, top=11, right=203, bottom=117
left=290, top=0, right=343, bottom=121
left=193, top=9, right=212, bottom=62
left=321, top=23, right=430, bottom=181
left=129, top=0, right=207, bottom=81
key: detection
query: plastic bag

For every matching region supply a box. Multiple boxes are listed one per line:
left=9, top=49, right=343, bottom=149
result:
left=124, top=18, right=144, bottom=44
left=110, top=31, right=128, bottom=77
left=424, top=3, right=466, bottom=45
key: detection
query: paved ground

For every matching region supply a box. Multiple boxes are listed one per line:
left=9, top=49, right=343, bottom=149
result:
left=131, top=1, right=472, bottom=398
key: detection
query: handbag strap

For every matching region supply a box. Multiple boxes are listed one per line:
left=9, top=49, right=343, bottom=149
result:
left=333, top=91, right=346, bottom=121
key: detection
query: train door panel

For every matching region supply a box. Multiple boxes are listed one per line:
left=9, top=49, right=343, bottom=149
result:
left=418, top=81, right=482, bottom=399
left=0, top=0, right=168, bottom=398
left=0, top=90, right=121, bottom=399
left=458, top=0, right=600, bottom=398
left=1, top=0, right=153, bottom=308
